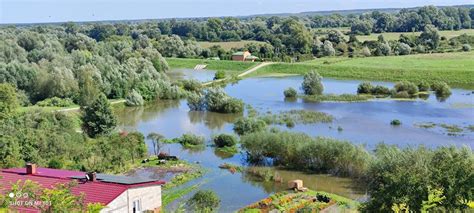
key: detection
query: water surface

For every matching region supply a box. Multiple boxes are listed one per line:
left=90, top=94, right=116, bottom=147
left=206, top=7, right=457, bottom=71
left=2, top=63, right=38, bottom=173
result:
left=116, top=72, right=473, bottom=212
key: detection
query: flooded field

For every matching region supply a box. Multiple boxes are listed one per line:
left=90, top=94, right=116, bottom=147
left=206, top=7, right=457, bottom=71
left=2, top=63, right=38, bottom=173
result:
left=115, top=69, right=473, bottom=211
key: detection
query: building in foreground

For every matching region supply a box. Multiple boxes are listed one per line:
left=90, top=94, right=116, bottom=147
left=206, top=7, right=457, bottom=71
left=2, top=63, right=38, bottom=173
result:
left=0, top=164, right=164, bottom=213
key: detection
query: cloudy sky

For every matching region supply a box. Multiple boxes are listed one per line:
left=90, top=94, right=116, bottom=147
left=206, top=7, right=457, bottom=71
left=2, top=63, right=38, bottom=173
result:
left=1, top=0, right=472, bottom=24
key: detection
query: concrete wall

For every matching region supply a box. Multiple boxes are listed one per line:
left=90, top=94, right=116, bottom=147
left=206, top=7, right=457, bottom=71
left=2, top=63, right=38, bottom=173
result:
left=101, top=185, right=162, bottom=213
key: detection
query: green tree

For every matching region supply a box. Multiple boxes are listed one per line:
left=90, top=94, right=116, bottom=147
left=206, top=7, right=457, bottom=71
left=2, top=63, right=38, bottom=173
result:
left=77, top=65, right=100, bottom=107
left=147, top=132, right=165, bottom=156
left=302, top=70, right=324, bottom=95
left=419, top=25, right=440, bottom=50
left=81, top=93, right=117, bottom=138
left=0, top=83, right=19, bottom=118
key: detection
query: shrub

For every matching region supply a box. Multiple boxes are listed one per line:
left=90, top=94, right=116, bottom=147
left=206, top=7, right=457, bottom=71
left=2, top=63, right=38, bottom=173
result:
left=36, top=97, right=75, bottom=107
left=394, top=42, right=411, bottom=55
left=431, top=81, right=452, bottom=97
left=418, top=81, right=430, bottom=92
left=222, top=98, right=244, bottom=114
left=213, top=134, right=237, bottom=148
left=214, top=70, right=226, bottom=80
left=302, top=70, right=324, bottom=95
left=187, top=88, right=244, bottom=113
left=188, top=190, right=220, bottom=211
left=178, top=133, right=205, bottom=146
left=180, top=79, right=202, bottom=92
left=462, top=44, right=471, bottom=52
left=125, top=89, right=144, bottom=106
left=371, top=85, right=391, bottom=96
left=394, top=81, right=418, bottom=95
left=357, top=82, right=373, bottom=94
left=390, top=119, right=402, bottom=126
left=283, top=87, right=297, bottom=98
left=240, top=131, right=370, bottom=177
left=233, top=117, right=267, bottom=135
left=392, top=91, right=410, bottom=99
left=362, top=46, right=371, bottom=57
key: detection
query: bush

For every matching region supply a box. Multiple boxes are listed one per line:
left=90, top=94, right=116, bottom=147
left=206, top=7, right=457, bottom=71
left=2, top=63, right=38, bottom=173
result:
left=462, top=44, right=471, bottom=52
left=371, top=85, right=391, bottom=96
left=390, top=119, right=401, bottom=126
left=36, top=97, right=75, bottom=107
left=283, top=87, right=297, bottom=98
left=213, top=134, right=237, bottom=148
left=302, top=70, right=324, bottom=95
left=394, top=81, right=418, bottom=95
left=418, top=81, right=430, bottom=92
left=392, top=91, right=410, bottom=99
left=188, top=190, right=220, bottom=211
left=394, top=42, right=412, bottom=55
left=180, top=79, right=202, bottom=92
left=222, top=98, right=244, bottom=114
left=214, top=70, right=226, bottom=80
left=125, top=89, right=144, bottom=106
left=187, top=88, right=244, bottom=113
left=240, top=131, right=370, bottom=177
left=362, top=46, right=371, bottom=57
left=357, top=82, right=373, bottom=94
left=178, top=133, right=205, bottom=146
left=431, top=81, right=452, bottom=97
left=233, top=117, right=267, bottom=135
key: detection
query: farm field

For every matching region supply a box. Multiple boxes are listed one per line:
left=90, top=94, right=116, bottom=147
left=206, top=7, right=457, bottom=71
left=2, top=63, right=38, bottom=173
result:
left=197, top=40, right=266, bottom=50
left=249, top=51, right=474, bottom=89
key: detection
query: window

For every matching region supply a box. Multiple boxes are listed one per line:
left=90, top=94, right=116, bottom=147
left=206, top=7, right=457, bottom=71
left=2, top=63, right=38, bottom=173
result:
left=132, top=199, right=141, bottom=213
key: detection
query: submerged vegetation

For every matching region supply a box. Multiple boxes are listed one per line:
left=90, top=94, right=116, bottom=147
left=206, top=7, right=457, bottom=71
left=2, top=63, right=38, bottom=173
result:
left=239, top=128, right=473, bottom=212
left=187, top=87, right=244, bottom=113
left=357, top=80, right=452, bottom=100
left=258, top=110, right=333, bottom=127
left=241, top=131, right=370, bottom=177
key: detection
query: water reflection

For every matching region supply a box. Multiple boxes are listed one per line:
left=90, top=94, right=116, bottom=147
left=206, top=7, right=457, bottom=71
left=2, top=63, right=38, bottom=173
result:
left=188, top=111, right=241, bottom=130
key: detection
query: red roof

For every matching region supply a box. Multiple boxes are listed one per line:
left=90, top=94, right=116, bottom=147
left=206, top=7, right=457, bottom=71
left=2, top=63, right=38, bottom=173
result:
left=0, top=167, right=165, bottom=211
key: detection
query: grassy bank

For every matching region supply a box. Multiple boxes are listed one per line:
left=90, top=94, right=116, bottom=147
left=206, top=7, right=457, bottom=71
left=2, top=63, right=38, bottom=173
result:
left=166, top=58, right=260, bottom=75
left=249, top=52, right=474, bottom=89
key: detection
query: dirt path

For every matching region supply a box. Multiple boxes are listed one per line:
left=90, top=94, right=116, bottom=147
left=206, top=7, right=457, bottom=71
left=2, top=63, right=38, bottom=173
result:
left=202, top=62, right=273, bottom=86
left=55, top=99, right=126, bottom=113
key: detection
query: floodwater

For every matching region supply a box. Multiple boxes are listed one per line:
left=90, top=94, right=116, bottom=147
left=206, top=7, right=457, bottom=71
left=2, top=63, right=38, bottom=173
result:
left=116, top=69, right=473, bottom=212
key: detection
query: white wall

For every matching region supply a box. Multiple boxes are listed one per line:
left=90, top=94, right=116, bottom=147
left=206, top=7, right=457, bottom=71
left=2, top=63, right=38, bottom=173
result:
left=100, top=185, right=162, bottom=213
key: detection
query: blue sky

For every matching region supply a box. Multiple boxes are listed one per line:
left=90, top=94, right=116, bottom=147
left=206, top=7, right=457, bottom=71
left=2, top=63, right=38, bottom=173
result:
left=1, top=0, right=472, bottom=24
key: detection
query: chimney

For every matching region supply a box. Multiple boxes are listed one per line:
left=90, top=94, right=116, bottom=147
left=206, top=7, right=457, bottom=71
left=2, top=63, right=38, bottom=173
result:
left=86, top=172, right=97, bottom=182
left=26, top=163, right=37, bottom=175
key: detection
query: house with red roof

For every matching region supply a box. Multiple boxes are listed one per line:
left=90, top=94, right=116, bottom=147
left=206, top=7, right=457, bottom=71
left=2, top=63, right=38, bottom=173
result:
left=0, top=164, right=165, bottom=213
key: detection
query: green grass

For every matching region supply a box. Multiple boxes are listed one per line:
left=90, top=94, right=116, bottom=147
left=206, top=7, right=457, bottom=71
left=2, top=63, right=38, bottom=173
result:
left=215, top=146, right=239, bottom=155
left=197, top=40, right=266, bottom=50
left=301, top=94, right=373, bottom=102
left=166, top=58, right=260, bottom=75
left=250, top=52, right=474, bottom=89
left=162, top=184, right=200, bottom=208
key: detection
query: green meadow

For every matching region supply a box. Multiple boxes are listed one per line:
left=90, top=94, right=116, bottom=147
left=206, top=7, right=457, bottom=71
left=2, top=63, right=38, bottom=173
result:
left=250, top=52, right=474, bottom=89
left=166, top=57, right=260, bottom=74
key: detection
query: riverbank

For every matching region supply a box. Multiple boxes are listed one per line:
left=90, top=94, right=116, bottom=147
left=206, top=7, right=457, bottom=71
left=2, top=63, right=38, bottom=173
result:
left=248, top=52, right=474, bottom=89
